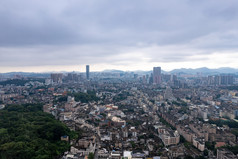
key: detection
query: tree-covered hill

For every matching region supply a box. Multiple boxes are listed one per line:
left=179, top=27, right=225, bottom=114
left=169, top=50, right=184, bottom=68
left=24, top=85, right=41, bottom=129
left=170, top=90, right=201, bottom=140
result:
left=0, top=104, right=77, bottom=159
left=70, top=91, right=99, bottom=103
left=0, top=78, right=45, bottom=86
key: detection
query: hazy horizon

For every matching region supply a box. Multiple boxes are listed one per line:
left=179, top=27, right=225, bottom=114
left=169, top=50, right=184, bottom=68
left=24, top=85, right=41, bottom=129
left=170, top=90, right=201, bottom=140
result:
left=0, top=66, right=238, bottom=74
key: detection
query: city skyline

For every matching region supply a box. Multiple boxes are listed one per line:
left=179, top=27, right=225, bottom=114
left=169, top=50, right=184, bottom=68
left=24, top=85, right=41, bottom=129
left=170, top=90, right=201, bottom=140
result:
left=1, top=0, right=238, bottom=72
left=1, top=65, right=238, bottom=74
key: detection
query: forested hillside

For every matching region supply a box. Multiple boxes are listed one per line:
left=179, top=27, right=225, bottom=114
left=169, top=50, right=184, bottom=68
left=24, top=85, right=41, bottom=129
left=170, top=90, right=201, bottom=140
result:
left=0, top=104, right=77, bottom=159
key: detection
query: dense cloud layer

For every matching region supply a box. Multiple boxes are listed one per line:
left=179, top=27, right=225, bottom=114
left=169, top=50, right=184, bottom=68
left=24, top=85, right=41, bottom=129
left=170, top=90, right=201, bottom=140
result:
left=0, top=0, right=238, bottom=72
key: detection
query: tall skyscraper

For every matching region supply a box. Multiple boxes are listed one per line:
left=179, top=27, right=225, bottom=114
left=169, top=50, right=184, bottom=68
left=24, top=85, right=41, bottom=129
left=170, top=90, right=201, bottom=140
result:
left=153, top=67, right=161, bottom=84
left=51, top=73, right=63, bottom=84
left=86, top=65, right=90, bottom=80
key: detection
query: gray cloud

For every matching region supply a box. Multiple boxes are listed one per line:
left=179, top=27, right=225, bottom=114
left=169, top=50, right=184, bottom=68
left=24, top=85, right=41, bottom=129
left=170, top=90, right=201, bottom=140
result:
left=1, top=0, right=238, bottom=71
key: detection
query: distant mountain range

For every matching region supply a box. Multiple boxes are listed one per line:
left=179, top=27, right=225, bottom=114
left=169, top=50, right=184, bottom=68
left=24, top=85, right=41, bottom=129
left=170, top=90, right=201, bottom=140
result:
left=102, top=69, right=125, bottom=73
left=103, top=67, right=238, bottom=75
left=1, top=67, right=238, bottom=78
left=169, top=67, right=238, bottom=74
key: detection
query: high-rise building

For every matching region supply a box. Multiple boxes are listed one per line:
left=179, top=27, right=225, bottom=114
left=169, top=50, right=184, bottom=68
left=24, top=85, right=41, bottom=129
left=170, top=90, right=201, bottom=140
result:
left=153, top=67, right=161, bottom=84
left=66, top=73, right=79, bottom=82
left=86, top=65, right=90, bottom=80
left=214, top=75, right=221, bottom=85
left=208, top=75, right=234, bottom=86
left=51, top=73, right=63, bottom=84
left=221, top=74, right=234, bottom=85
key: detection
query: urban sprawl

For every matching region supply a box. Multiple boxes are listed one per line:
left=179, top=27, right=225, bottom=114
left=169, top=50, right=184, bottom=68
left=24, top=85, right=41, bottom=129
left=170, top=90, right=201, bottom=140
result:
left=1, top=66, right=238, bottom=159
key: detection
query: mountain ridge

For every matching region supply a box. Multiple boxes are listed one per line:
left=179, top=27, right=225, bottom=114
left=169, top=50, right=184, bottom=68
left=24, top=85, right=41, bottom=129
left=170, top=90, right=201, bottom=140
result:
left=1, top=67, right=238, bottom=77
left=169, top=67, right=238, bottom=74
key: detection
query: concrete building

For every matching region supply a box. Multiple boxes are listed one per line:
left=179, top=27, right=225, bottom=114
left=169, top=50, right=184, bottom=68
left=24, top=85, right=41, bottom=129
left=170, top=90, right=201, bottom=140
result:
left=159, top=127, right=180, bottom=146
left=192, top=137, right=205, bottom=151
left=153, top=67, right=161, bottom=85
left=50, top=73, right=63, bottom=84
left=86, top=65, right=90, bottom=80
left=217, top=148, right=237, bottom=159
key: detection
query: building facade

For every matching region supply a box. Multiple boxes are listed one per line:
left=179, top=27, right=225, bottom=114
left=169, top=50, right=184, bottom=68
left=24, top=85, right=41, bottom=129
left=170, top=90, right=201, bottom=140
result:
left=153, top=67, right=161, bottom=85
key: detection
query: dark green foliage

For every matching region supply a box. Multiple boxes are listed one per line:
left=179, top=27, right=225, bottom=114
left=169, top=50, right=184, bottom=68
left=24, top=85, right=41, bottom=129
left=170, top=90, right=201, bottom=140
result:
left=180, top=135, right=186, bottom=143
left=0, top=79, right=28, bottom=86
left=203, top=149, right=208, bottom=156
left=150, top=99, right=155, bottom=104
left=208, top=119, right=238, bottom=128
left=130, top=141, right=136, bottom=148
left=172, top=100, right=188, bottom=107
left=57, top=96, right=68, bottom=102
left=185, top=96, right=191, bottom=100
left=113, top=91, right=130, bottom=102
left=184, top=142, right=192, bottom=149
left=225, top=145, right=238, bottom=155
left=231, top=128, right=238, bottom=137
left=88, top=152, right=94, bottom=159
left=127, top=119, right=143, bottom=127
left=0, top=78, right=45, bottom=86
left=159, top=117, right=176, bottom=130
left=178, top=107, right=187, bottom=114
left=195, top=156, right=206, bottom=159
left=184, top=156, right=194, bottom=159
left=71, top=91, right=99, bottom=103
left=181, top=102, right=188, bottom=107
left=35, top=86, right=47, bottom=89
left=205, top=142, right=215, bottom=151
left=224, top=86, right=238, bottom=91
left=215, top=94, right=221, bottom=99
left=0, top=104, right=73, bottom=159
left=5, top=103, right=43, bottom=112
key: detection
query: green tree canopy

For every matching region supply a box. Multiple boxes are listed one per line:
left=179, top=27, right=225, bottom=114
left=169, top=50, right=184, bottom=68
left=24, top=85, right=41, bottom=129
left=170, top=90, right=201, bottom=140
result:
left=0, top=104, right=76, bottom=159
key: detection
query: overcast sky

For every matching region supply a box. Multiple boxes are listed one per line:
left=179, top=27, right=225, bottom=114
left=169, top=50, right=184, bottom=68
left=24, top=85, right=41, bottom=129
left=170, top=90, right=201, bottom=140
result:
left=1, top=0, right=238, bottom=72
